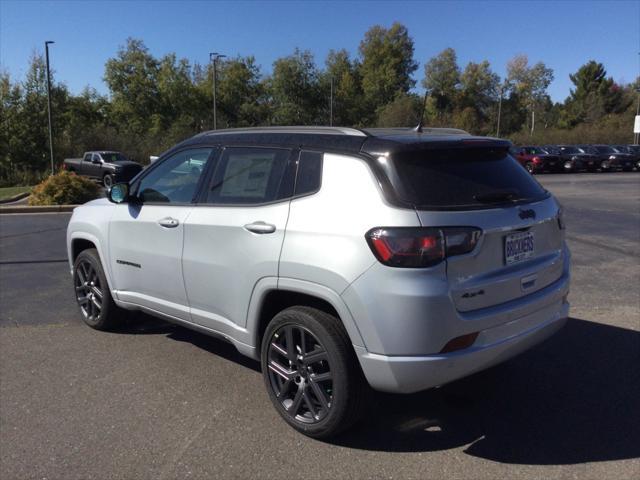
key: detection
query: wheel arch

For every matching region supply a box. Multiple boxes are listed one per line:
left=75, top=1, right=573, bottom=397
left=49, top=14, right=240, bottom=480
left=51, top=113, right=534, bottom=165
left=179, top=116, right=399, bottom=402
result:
left=68, top=231, right=116, bottom=296
left=247, top=277, right=366, bottom=359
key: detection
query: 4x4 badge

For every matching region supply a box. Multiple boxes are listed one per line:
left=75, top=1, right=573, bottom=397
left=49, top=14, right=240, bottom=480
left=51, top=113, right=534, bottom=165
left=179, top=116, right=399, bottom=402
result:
left=519, top=209, right=536, bottom=220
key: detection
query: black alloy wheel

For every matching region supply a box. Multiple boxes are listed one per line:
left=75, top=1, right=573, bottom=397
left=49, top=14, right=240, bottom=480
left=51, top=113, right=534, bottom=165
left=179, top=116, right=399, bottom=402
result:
left=73, top=248, right=124, bottom=330
left=261, top=307, right=365, bottom=438
left=267, top=324, right=333, bottom=424
left=75, top=258, right=104, bottom=323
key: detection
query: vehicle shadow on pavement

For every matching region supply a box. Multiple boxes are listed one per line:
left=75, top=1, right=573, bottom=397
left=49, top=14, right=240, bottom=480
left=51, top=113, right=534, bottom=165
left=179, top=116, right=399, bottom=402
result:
left=333, top=317, right=640, bottom=465
left=119, top=313, right=261, bottom=373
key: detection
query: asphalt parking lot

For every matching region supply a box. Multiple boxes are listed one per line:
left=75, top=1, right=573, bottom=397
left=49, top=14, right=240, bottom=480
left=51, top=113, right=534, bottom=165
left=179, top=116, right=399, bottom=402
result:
left=1, top=173, right=639, bottom=479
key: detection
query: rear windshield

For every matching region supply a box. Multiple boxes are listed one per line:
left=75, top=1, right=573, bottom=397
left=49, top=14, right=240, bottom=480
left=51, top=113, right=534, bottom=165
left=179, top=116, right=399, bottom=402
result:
left=392, top=147, right=549, bottom=210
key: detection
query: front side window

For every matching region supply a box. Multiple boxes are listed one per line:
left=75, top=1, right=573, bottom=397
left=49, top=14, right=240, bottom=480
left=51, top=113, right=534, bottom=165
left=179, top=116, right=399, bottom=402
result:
left=136, top=148, right=213, bottom=203
left=92, top=154, right=101, bottom=162
left=206, top=147, right=292, bottom=204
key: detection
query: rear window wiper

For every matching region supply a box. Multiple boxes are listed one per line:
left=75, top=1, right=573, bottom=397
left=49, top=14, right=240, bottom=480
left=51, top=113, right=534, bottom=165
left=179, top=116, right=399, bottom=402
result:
left=473, top=190, right=527, bottom=204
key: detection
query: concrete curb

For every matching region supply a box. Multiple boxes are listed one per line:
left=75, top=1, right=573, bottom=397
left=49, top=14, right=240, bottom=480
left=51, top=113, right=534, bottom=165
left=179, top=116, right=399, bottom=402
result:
left=0, top=205, right=78, bottom=214
left=0, top=192, right=31, bottom=204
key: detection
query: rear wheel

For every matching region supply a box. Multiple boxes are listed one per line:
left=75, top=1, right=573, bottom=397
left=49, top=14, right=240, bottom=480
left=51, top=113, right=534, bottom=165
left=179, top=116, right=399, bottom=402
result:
left=261, top=306, right=365, bottom=438
left=599, top=160, right=610, bottom=172
left=103, top=173, right=113, bottom=189
left=563, top=160, right=573, bottom=173
left=73, top=248, right=124, bottom=330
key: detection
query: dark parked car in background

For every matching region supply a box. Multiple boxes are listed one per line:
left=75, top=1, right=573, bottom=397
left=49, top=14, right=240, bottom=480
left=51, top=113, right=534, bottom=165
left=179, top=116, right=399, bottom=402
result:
left=63, top=151, right=143, bottom=188
left=585, top=145, right=635, bottom=172
left=621, top=145, right=640, bottom=169
left=544, top=145, right=598, bottom=173
left=510, top=146, right=562, bottom=173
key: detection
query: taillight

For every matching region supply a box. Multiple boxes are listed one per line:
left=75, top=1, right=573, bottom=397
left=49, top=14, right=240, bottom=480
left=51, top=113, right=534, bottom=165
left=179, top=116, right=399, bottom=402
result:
left=365, top=227, right=482, bottom=268
left=557, top=207, right=566, bottom=230
left=532, top=156, right=541, bottom=163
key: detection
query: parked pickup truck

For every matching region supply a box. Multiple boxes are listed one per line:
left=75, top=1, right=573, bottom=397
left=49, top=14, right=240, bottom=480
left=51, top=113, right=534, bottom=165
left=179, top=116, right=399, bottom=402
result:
left=63, top=151, right=143, bottom=189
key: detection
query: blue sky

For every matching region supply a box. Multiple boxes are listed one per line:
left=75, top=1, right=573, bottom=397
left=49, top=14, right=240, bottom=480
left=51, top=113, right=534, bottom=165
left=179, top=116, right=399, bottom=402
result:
left=1, top=0, right=638, bottom=102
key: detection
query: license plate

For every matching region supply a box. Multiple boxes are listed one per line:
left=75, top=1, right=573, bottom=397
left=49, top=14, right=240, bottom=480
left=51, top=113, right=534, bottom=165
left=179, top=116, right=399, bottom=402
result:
left=505, top=231, right=535, bottom=265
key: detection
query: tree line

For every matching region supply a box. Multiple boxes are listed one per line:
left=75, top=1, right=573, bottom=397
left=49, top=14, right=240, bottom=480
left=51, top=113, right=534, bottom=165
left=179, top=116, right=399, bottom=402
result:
left=1, top=22, right=638, bottom=186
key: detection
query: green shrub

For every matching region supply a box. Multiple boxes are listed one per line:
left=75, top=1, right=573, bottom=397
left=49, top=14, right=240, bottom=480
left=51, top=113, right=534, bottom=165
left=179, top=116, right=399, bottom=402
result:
left=29, top=171, right=101, bottom=206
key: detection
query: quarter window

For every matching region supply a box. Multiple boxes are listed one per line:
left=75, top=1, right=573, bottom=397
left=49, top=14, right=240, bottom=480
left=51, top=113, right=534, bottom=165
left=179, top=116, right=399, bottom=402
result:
left=206, top=147, right=292, bottom=204
left=295, top=151, right=323, bottom=196
left=136, top=148, right=213, bottom=203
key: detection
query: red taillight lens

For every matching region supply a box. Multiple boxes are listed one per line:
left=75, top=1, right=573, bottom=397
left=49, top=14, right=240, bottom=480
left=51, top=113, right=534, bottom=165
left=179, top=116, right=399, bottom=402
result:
left=367, top=227, right=444, bottom=268
left=366, top=227, right=481, bottom=268
left=532, top=156, right=541, bottom=163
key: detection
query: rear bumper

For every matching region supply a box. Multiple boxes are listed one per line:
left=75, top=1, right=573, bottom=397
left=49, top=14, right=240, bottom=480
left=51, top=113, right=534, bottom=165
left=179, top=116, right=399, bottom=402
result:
left=355, top=299, right=568, bottom=393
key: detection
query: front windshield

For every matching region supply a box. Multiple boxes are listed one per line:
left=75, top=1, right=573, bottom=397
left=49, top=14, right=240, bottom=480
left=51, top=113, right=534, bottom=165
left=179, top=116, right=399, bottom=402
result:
left=595, top=146, right=615, bottom=154
left=102, top=152, right=128, bottom=162
left=527, top=147, right=546, bottom=155
left=560, top=146, right=580, bottom=154
left=578, top=146, right=596, bottom=154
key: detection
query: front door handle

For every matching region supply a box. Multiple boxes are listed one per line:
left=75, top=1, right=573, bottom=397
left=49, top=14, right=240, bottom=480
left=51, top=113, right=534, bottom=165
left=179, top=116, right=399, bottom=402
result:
left=158, top=217, right=180, bottom=228
left=244, top=221, right=276, bottom=234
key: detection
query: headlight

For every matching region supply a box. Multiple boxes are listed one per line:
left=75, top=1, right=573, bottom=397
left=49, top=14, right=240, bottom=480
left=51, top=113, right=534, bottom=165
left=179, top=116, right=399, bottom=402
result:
left=609, top=155, right=616, bottom=160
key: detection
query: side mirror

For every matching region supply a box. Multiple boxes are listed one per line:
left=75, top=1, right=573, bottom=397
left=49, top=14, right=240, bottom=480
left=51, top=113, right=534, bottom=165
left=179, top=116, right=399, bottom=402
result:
left=108, top=183, right=130, bottom=204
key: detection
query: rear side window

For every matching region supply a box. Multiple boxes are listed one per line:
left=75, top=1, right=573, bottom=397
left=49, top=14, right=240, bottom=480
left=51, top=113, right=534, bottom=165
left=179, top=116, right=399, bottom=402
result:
left=295, top=151, right=323, bottom=196
left=206, top=147, right=292, bottom=205
left=392, top=148, right=548, bottom=210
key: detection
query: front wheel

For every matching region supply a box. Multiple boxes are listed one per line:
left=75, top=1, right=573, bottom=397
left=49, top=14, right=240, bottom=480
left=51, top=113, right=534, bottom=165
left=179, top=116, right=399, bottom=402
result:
left=73, top=248, right=124, bottom=330
left=103, top=174, right=113, bottom=189
left=261, top=307, right=366, bottom=438
left=563, top=160, right=574, bottom=173
left=599, top=160, right=610, bottom=172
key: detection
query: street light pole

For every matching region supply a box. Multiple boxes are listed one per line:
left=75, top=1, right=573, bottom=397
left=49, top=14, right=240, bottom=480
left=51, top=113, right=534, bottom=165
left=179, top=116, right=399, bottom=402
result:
left=209, top=52, right=226, bottom=130
left=45, top=41, right=55, bottom=174
left=496, top=84, right=505, bottom=138
left=329, top=76, right=334, bottom=126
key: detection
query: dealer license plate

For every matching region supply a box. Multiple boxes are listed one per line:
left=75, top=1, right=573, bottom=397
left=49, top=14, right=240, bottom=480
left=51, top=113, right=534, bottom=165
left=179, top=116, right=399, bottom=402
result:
left=505, top=231, right=535, bottom=265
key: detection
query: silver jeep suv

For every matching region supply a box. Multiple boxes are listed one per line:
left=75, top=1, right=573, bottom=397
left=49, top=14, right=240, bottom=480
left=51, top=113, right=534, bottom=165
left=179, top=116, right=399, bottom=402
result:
left=67, top=126, right=570, bottom=438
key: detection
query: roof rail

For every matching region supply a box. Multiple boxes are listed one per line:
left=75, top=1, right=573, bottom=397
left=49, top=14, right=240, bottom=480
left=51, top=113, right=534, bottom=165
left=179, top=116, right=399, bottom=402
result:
left=363, top=127, right=470, bottom=136
left=199, top=126, right=368, bottom=137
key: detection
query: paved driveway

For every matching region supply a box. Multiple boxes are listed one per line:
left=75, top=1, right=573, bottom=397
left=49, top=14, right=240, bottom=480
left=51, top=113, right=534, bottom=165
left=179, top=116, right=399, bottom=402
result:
left=1, top=173, right=638, bottom=479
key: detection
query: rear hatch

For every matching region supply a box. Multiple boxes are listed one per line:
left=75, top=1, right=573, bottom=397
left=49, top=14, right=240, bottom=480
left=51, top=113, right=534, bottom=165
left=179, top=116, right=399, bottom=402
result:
left=390, top=144, right=565, bottom=312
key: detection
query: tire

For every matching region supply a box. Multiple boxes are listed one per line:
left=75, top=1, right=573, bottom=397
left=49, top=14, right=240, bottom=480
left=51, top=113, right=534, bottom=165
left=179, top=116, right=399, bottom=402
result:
left=73, top=248, right=124, bottom=331
left=599, top=160, right=610, bottom=172
left=524, top=162, right=535, bottom=174
left=103, top=174, right=113, bottom=189
left=563, top=160, right=573, bottom=173
left=261, top=306, right=366, bottom=438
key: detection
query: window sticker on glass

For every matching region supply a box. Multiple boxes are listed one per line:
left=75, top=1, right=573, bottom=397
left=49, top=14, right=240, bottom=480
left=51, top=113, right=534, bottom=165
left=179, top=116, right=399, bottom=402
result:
left=219, top=155, right=274, bottom=198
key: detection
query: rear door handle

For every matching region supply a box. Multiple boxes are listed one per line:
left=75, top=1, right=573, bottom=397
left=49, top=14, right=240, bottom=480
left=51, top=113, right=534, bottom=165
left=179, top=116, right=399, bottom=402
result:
left=244, top=221, right=276, bottom=234
left=158, top=217, right=180, bottom=228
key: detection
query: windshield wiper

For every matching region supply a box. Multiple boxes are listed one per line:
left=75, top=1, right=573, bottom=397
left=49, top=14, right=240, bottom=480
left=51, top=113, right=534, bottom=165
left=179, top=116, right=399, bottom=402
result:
left=473, top=190, right=525, bottom=204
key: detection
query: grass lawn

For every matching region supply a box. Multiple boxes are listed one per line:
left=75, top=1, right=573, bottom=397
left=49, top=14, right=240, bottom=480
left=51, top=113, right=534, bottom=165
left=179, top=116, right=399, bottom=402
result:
left=0, top=186, right=32, bottom=201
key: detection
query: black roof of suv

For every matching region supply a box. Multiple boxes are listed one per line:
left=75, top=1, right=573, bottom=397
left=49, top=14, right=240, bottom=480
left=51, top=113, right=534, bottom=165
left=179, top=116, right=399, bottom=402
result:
left=179, top=126, right=511, bottom=157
